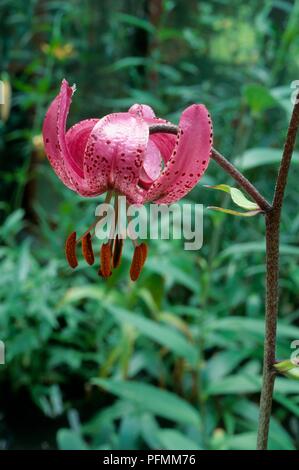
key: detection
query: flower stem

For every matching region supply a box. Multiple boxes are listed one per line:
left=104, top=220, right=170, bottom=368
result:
left=149, top=124, right=271, bottom=211
left=210, top=148, right=271, bottom=212
left=257, top=95, right=299, bottom=450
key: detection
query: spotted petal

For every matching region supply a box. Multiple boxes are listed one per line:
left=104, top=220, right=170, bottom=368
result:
left=143, top=104, right=212, bottom=204
left=43, top=80, right=100, bottom=196
left=129, top=104, right=177, bottom=164
left=43, top=79, right=76, bottom=190
left=65, top=118, right=104, bottom=196
left=65, top=118, right=98, bottom=177
left=83, top=112, right=149, bottom=203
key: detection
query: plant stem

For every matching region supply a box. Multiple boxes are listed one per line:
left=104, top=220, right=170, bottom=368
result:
left=149, top=125, right=271, bottom=212
left=150, top=99, right=299, bottom=450
left=211, top=148, right=271, bottom=212
left=257, top=95, right=299, bottom=450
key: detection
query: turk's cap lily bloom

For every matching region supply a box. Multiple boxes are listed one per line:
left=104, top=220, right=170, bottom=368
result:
left=43, top=79, right=213, bottom=281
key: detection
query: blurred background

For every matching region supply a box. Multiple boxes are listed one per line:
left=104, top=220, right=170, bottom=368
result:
left=1, top=0, right=299, bottom=451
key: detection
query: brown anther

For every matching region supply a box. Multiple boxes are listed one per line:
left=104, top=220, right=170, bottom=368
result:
left=99, top=242, right=112, bottom=278
left=130, top=243, right=147, bottom=281
left=82, top=233, right=95, bottom=265
left=139, top=242, right=148, bottom=267
left=65, top=231, right=78, bottom=269
left=112, top=235, right=124, bottom=268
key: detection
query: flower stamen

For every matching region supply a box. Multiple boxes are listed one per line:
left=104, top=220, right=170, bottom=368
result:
left=139, top=242, right=148, bottom=266
left=130, top=242, right=148, bottom=281
left=65, top=231, right=78, bottom=268
left=99, top=242, right=112, bottom=278
left=82, top=232, right=95, bottom=265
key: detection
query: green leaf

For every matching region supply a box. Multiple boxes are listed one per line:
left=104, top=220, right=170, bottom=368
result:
left=233, top=399, right=295, bottom=450
left=206, top=350, right=251, bottom=381
left=235, top=148, right=299, bottom=170
left=221, top=242, right=299, bottom=258
left=274, top=359, right=296, bottom=373
left=226, top=432, right=257, bottom=450
left=115, top=13, right=156, bottom=33
left=157, top=429, right=202, bottom=450
left=206, top=374, right=261, bottom=395
left=106, top=305, right=197, bottom=365
left=107, top=57, right=148, bottom=72
left=206, top=184, right=259, bottom=210
left=275, top=377, right=299, bottom=394
left=57, top=429, right=88, bottom=450
left=275, top=361, right=299, bottom=380
left=243, top=84, right=278, bottom=113
left=209, top=317, right=299, bottom=341
left=285, top=368, right=299, bottom=380
left=140, top=414, right=161, bottom=449
left=207, top=374, right=299, bottom=396
left=92, top=379, right=200, bottom=426
left=208, top=206, right=262, bottom=217
left=146, top=257, right=199, bottom=293
left=61, top=286, right=105, bottom=304
left=83, top=400, right=135, bottom=435
left=0, top=209, right=25, bottom=240
left=274, top=393, right=299, bottom=418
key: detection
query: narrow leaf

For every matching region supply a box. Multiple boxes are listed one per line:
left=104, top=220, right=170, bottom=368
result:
left=274, top=360, right=299, bottom=380
left=206, top=184, right=260, bottom=210
left=92, top=379, right=200, bottom=426
left=208, top=206, right=262, bottom=217
left=106, top=305, right=197, bottom=365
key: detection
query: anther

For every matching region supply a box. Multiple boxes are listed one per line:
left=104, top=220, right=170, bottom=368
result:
left=112, top=235, right=124, bottom=268
left=130, top=243, right=147, bottom=281
left=139, top=242, right=148, bottom=267
left=82, top=233, right=95, bottom=265
left=99, top=242, right=112, bottom=278
left=65, top=231, right=78, bottom=269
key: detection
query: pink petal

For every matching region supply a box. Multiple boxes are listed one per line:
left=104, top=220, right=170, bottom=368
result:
left=84, top=112, right=149, bottom=203
left=65, top=118, right=98, bottom=177
left=129, top=103, right=156, bottom=119
left=139, top=140, right=162, bottom=188
left=149, top=125, right=177, bottom=164
left=43, top=80, right=102, bottom=197
left=143, top=104, right=212, bottom=204
left=129, top=104, right=176, bottom=163
left=42, top=80, right=75, bottom=190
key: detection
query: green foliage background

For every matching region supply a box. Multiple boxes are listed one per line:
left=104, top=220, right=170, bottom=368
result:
left=0, top=0, right=299, bottom=450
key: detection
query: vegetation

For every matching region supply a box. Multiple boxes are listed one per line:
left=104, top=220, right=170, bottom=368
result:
left=1, top=0, right=299, bottom=450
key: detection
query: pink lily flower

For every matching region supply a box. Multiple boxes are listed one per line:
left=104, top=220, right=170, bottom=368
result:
left=43, top=79, right=212, bottom=280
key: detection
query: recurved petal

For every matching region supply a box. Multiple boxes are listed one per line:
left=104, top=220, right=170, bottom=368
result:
left=42, top=79, right=75, bottom=190
left=83, top=112, right=149, bottom=203
left=43, top=80, right=98, bottom=196
left=143, top=104, right=212, bottom=204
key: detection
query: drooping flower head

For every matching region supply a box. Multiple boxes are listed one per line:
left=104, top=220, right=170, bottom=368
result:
left=43, top=80, right=213, bottom=280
